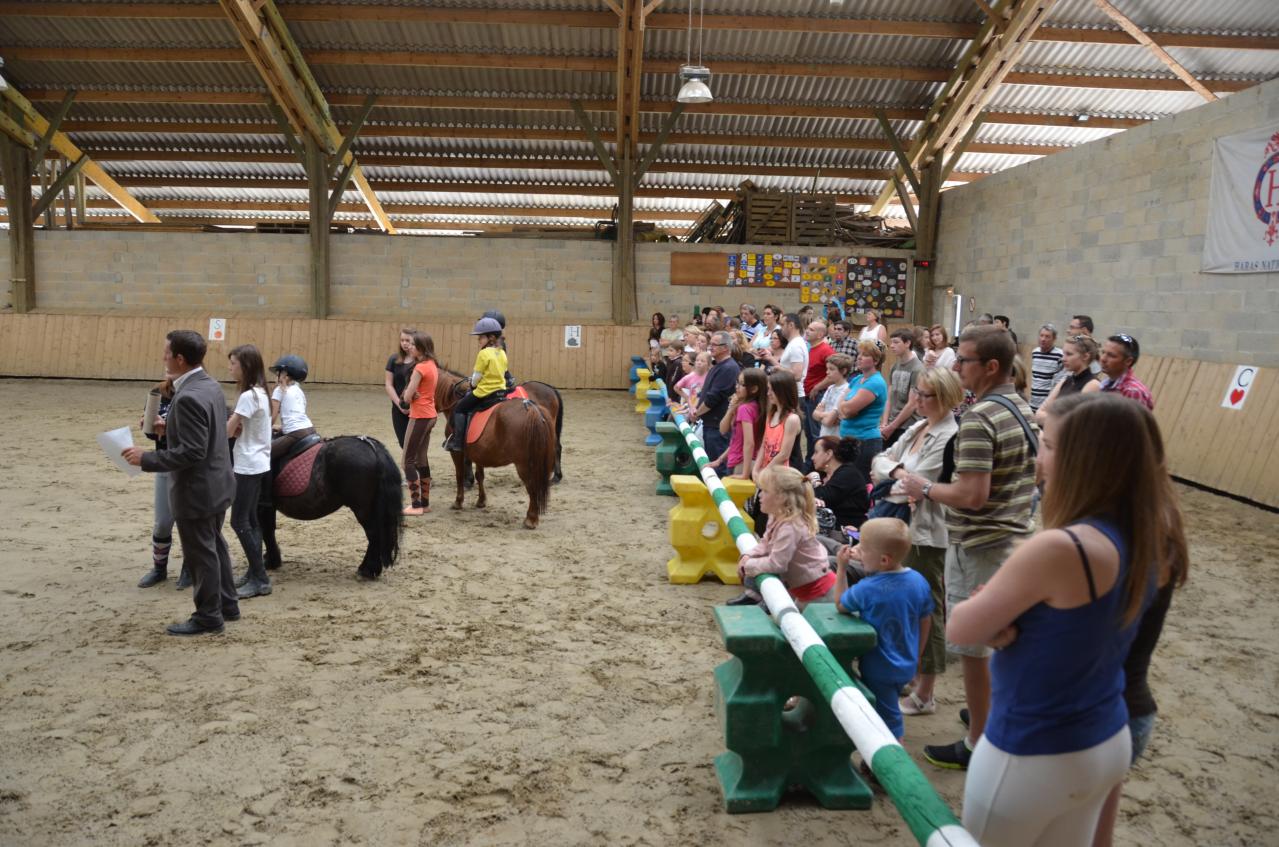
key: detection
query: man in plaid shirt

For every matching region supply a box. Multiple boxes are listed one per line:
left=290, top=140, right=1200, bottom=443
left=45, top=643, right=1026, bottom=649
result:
left=1099, top=333, right=1154, bottom=410
left=827, top=319, right=858, bottom=357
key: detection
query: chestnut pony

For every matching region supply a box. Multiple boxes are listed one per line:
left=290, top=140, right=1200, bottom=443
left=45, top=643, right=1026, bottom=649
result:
left=434, top=367, right=557, bottom=528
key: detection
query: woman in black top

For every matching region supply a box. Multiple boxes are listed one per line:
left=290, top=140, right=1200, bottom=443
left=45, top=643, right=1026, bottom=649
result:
left=807, top=435, right=869, bottom=534
left=1093, top=422, right=1190, bottom=847
left=384, top=328, right=417, bottom=447
left=1035, top=334, right=1101, bottom=425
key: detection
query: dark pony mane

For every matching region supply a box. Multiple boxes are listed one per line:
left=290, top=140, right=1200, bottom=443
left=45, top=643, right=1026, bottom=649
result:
left=437, top=363, right=468, bottom=380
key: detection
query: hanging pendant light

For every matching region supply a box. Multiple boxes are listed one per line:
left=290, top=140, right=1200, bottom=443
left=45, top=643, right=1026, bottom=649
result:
left=676, top=0, right=712, bottom=104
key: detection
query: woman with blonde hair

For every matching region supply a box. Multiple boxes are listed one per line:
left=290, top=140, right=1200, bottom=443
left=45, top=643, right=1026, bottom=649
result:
left=870, top=367, right=964, bottom=716
left=838, top=339, right=888, bottom=479
left=947, top=393, right=1187, bottom=846
left=1035, top=334, right=1101, bottom=424
left=858, top=308, right=889, bottom=345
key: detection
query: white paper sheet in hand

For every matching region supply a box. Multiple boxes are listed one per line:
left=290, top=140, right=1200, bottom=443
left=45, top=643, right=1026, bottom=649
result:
left=97, top=426, right=141, bottom=477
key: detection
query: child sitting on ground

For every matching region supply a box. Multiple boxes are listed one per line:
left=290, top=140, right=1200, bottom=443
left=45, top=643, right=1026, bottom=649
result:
left=835, top=517, right=934, bottom=740
left=728, top=466, right=836, bottom=607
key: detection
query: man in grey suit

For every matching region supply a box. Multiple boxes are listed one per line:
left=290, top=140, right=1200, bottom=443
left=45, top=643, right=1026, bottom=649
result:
left=124, top=330, right=239, bottom=636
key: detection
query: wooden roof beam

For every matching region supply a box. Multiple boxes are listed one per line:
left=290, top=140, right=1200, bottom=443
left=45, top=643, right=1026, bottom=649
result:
left=41, top=196, right=702, bottom=220
left=870, top=0, right=1061, bottom=214
left=55, top=119, right=1071, bottom=156
left=1093, top=0, right=1217, bottom=102
left=61, top=146, right=988, bottom=181
left=18, top=88, right=1156, bottom=129
left=0, top=84, right=159, bottom=222
left=215, top=0, right=394, bottom=233
left=3, top=3, right=1277, bottom=49
left=97, top=176, right=884, bottom=204
left=1, top=48, right=1257, bottom=92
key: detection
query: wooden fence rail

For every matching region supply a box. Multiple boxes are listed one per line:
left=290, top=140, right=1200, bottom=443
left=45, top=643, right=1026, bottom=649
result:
left=0, top=313, right=649, bottom=390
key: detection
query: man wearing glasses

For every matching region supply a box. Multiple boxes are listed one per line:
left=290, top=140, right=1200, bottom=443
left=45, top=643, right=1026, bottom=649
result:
left=685, top=331, right=741, bottom=468
left=1099, top=333, right=1154, bottom=410
left=900, top=325, right=1037, bottom=770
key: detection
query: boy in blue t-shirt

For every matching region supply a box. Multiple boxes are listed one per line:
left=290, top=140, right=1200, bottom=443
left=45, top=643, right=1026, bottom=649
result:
left=835, top=517, right=934, bottom=739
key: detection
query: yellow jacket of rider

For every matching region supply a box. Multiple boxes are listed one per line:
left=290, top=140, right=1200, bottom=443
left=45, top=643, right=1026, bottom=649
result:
left=473, top=346, right=509, bottom=398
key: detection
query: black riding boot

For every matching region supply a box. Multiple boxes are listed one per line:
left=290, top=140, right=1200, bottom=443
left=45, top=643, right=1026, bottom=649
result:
left=174, top=562, right=192, bottom=590
left=445, top=411, right=468, bottom=453
left=236, top=526, right=272, bottom=599
left=137, top=534, right=171, bottom=588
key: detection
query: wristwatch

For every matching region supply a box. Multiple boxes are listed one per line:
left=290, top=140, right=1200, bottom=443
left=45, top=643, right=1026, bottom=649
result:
left=922, top=482, right=934, bottom=501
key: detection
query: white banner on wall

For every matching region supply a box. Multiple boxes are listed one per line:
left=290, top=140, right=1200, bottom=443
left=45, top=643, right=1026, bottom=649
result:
left=1203, top=126, right=1279, bottom=273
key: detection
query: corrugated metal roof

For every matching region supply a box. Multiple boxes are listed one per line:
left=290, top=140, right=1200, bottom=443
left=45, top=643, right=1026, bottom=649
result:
left=3, top=0, right=1275, bottom=235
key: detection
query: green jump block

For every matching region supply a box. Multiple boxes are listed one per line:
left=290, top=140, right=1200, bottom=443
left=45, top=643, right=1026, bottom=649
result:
left=712, top=603, right=878, bottom=814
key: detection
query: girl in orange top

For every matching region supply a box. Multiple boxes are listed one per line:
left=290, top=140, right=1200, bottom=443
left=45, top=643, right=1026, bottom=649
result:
left=400, top=331, right=439, bottom=515
left=753, top=369, right=803, bottom=476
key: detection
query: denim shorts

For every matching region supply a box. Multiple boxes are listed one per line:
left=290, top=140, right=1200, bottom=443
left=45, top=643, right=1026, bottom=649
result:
left=1129, top=712, right=1156, bottom=764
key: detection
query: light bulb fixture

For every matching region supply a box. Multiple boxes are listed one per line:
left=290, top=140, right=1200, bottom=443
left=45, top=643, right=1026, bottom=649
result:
left=677, top=65, right=713, bottom=104
left=1075, top=112, right=1091, bottom=122
left=677, top=0, right=711, bottom=104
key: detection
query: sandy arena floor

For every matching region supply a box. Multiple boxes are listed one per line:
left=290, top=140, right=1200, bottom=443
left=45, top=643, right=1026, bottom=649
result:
left=0, top=379, right=1276, bottom=846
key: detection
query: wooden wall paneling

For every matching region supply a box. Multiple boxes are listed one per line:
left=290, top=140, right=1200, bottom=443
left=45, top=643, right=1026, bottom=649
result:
left=1219, top=367, right=1278, bottom=502
left=0, top=317, right=16, bottom=371
left=1168, top=361, right=1232, bottom=490
left=1249, top=397, right=1279, bottom=507
left=1150, top=358, right=1197, bottom=444
left=1186, top=362, right=1242, bottom=490
left=113, top=316, right=134, bottom=378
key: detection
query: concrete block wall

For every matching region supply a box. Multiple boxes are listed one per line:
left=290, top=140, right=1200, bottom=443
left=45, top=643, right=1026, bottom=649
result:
left=5, top=228, right=915, bottom=325
left=10, top=230, right=615, bottom=322
left=934, top=77, right=1279, bottom=366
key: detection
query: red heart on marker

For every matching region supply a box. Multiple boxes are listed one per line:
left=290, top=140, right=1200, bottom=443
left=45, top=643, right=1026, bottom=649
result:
left=1230, top=389, right=1245, bottom=405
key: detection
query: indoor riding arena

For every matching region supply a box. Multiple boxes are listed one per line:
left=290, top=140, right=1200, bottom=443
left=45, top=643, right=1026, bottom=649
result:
left=1, top=2, right=1277, bottom=846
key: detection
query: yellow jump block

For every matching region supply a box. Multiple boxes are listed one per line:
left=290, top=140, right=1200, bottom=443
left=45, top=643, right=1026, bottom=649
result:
left=635, top=368, right=654, bottom=412
left=667, top=475, right=756, bottom=585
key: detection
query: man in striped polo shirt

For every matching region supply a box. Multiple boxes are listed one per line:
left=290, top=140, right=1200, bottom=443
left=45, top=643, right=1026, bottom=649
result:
left=901, top=324, right=1037, bottom=770
left=1029, top=323, right=1066, bottom=412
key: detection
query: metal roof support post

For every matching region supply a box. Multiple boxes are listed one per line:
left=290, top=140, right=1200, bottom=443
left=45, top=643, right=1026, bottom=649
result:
left=0, top=105, right=36, bottom=312
left=305, top=135, right=329, bottom=319
left=911, top=156, right=943, bottom=327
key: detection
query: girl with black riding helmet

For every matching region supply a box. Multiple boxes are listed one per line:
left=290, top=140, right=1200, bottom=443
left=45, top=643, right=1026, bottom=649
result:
left=444, top=318, right=509, bottom=453
left=269, top=354, right=316, bottom=459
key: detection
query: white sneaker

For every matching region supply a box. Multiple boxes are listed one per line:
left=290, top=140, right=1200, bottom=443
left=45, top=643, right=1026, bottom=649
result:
left=899, top=692, right=936, bottom=716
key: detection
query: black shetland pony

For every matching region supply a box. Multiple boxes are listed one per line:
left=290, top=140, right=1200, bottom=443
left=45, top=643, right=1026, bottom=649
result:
left=260, top=435, right=402, bottom=580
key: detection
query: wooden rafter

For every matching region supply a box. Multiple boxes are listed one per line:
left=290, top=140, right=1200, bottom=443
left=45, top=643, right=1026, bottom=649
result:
left=59, top=146, right=988, bottom=182
left=20, top=89, right=1155, bottom=130
left=95, top=176, right=890, bottom=204
left=216, top=0, right=395, bottom=234
left=20, top=197, right=704, bottom=220
left=0, top=84, right=158, bottom=223
left=2, top=47, right=1257, bottom=92
left=4, top=3, right=1276, bottom=50
left=1093, top=0, right=1217, bottom=102
left=54, top=119, right=1070, bottom=158
left=870, top=0, right=1061, bottom=214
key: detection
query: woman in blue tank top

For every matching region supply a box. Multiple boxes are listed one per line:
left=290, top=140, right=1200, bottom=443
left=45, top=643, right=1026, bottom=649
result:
left=946, top=393, right=1185, bottom=846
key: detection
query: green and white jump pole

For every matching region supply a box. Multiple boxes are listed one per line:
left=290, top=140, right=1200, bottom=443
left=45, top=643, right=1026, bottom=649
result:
left=665, top=399, right=978, bottom=847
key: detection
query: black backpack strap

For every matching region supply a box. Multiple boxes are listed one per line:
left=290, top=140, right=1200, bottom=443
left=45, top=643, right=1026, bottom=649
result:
left=981, top=393, right=1039, bottom=457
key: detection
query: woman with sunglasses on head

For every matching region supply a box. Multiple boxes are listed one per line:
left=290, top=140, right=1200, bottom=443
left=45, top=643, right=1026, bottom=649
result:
left=1035, top=334, right=1101, bottom=425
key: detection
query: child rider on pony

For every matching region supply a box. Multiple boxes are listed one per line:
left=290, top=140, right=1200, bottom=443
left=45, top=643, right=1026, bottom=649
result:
left=444, top=317, right=510, bottom=454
